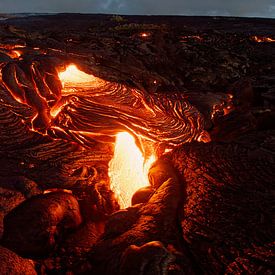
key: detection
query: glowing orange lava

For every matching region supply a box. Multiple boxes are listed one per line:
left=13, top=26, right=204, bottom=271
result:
left=11, top=50, right=21, bottom=58
left=140, top=32, right=150, bottom=38
left=108, top=132, right=155, bottom=209
left=58, top=64, right=105, bottom=89
left=52, top=64, right=107, bottom=118
left=251, top=36, right=275, bottom=43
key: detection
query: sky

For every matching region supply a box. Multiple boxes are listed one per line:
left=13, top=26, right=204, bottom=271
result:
left=0, top=0, right=274, bottom=18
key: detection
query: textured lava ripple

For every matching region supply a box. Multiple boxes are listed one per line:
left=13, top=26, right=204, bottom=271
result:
left=0, top=52, right=208, bottom=150
left=52, top=82, right=208, bottom=148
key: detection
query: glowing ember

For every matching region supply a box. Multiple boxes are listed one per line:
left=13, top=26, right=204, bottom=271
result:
left=58, top=64, right=104, bottom=89
left=251, top=36, right=275, bottom=43
left=109, top=132, right=155, bottom=209
left=44, top=189, right=72, bottom=194
left=11, top=50, right=21, bottom=58
left=211, top=93, right=234, bottom=120
left=140, top=32, right=150, bottom=38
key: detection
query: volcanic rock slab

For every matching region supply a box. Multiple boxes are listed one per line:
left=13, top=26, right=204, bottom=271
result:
left=170, top=130, right=275, bottom=273
left=0, top=246, right=37, bottom=275
left=2, top=191, right=82, bottom=257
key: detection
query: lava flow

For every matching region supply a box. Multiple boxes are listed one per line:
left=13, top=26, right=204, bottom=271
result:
left=251, top=35, right=275, bottom=43
left=52, top=64, right=209, bottom=148
left=59, top=66, right=158, bottom=208
left=0, top=60, right=210, bottom=207
left=109, top=132, right=155, bottom=208
left=0, top=59, right=209, bottom=205
left=58, top=64, right=105, bottom=89
left=0, top=59, right=208, bottom=147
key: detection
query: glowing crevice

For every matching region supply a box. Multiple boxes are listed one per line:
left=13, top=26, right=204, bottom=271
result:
left=108, top=132, right=155, bottom=209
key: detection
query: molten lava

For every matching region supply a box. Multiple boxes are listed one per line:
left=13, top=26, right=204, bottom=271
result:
left=58, top=64, right=105, bottom=89
left=140, top=32, right=150, bottom=38
left=109, top=132, right=155, bottom=209
left=10, top=50, right=21, bottom=59
left=49, top=65, right=107, bottom=119
left=1, top=60, right=208, bottom=147
left=251, top=36, right=275, bottom=43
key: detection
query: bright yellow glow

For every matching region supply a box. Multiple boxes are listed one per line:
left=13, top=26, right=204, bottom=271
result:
left=109, top=132, right=155, bottom=209
left=140, top=32, right=150, bottom=38
left=58, top=64, right=104, bottom=88
left=252, top=36, right=275, bottom=43
left=50, top=104, right=63, bottom=118
left=12, top=50, right=21, bottom=58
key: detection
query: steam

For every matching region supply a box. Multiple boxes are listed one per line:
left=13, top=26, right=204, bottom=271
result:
left=0, top=0, right=274, bottom=18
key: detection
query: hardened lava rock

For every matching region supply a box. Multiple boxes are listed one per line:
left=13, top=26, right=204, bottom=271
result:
left=170, top=130, right=275, bottom=273
left=131, top=186, right=153, bottom=205
left=87, top=159, right=195, bottom=275
left=0, top=246, right=37, bottom=275
left=2, top=191, right=82, bottom=258
left=0, top=186, right=25, bottom=238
